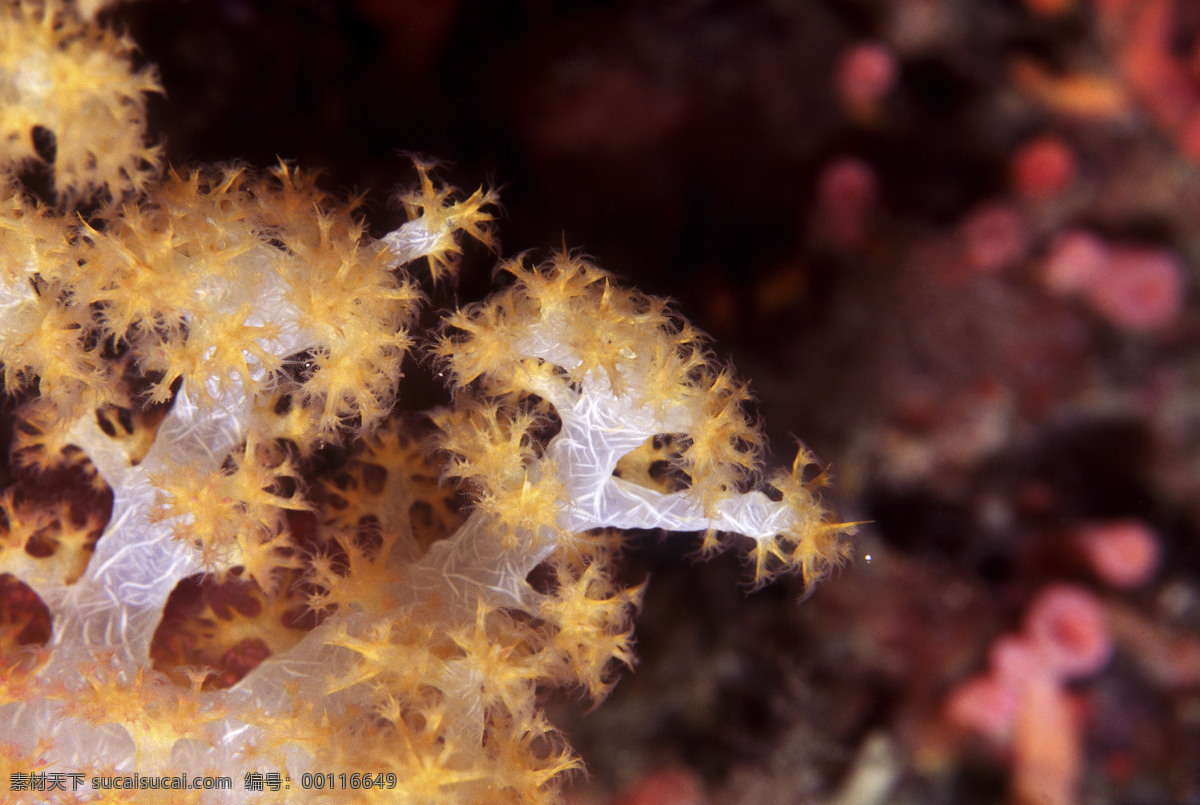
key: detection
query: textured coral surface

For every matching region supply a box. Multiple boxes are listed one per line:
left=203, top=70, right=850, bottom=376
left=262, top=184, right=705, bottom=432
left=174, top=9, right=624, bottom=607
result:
left=0, top=2, right=851, bottom=802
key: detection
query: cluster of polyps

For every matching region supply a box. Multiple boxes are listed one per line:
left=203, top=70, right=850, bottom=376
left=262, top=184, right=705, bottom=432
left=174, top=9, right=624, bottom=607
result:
left=0, top=2, right=851, bottom=802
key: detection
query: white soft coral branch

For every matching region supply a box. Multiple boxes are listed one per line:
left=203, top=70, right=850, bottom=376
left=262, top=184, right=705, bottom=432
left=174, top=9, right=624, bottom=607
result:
left=402, top=285, right=834, bottom=620
left=0, top=185, right=491, bottom=786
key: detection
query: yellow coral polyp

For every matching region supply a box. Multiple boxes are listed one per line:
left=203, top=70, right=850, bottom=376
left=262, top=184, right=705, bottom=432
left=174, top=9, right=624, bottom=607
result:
left=0, top=0, right=161, bottom=199
left=394, top=160, right=499, bottom=283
